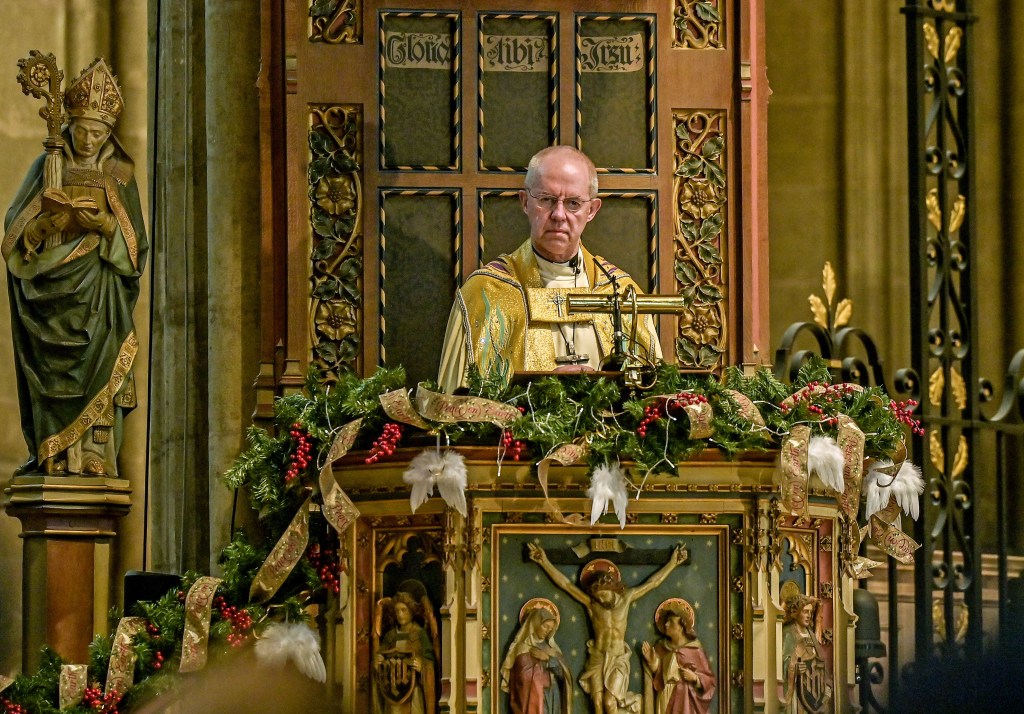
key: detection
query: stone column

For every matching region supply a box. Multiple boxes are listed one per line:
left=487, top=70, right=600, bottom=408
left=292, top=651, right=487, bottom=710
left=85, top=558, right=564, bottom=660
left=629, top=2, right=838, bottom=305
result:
left=205, top=0, right=262, bottom=569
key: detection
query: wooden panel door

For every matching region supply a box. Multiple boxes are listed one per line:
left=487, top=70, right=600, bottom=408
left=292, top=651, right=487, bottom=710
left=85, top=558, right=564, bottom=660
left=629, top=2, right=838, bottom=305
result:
left=260, top=0, right=768, bottom=391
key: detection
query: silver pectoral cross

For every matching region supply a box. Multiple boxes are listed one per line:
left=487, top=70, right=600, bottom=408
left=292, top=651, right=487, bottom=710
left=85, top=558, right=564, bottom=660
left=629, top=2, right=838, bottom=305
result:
left=550, top=293, right=567, bottom=317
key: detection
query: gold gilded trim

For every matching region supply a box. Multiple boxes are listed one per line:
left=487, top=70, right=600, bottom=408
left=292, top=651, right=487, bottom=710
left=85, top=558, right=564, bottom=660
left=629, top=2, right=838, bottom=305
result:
left=38, top=330, right=138, bottom=461
left=105, top=174, right=138, bottom=269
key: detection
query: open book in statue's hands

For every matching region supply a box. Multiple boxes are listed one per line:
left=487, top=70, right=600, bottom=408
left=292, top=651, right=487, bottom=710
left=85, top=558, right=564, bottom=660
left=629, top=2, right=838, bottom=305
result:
left=41, top=187, right=99, bottom=232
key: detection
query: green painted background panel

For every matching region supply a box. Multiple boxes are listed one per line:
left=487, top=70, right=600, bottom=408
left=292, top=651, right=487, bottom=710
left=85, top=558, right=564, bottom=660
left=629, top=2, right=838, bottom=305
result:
left=380, top=191, right=458, bottom=385
left=380, top=12, right=459, bottom=169
left=577, top=16, right=654, bottom=171
left=478, top=14, right=557, bottom=170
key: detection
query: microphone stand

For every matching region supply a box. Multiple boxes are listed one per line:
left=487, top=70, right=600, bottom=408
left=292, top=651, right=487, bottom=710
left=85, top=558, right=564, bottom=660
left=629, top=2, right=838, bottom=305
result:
left=596, top=261, right=628, bottom=371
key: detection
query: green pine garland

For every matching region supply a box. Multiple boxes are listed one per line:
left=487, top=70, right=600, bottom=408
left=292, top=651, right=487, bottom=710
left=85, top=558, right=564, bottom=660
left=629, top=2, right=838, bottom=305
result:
left=0, top=357, right=917, bottom=711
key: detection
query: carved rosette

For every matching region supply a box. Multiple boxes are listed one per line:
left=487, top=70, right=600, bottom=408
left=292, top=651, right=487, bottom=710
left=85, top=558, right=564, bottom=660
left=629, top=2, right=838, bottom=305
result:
left=309, top=0, right=360, bottom=43
left=309, top=105, right=363, bottom=381
left=672, top=0, right=724, bottom=50
left=673, top=111, right=727, bottom=371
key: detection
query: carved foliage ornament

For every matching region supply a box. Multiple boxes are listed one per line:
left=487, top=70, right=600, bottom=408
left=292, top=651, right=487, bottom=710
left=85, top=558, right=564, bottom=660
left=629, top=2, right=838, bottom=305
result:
left=673, top=111, right=727, bottom=370
left=673, top=0, right=723, bottom=50
left=309, top=105, right=363, bottom=380
left=310, top=0, right=360, bottom=44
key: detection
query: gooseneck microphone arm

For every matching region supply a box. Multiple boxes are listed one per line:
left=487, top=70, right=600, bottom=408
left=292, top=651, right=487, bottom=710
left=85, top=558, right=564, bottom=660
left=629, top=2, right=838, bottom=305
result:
left=596, top=260, right=627, bottom=362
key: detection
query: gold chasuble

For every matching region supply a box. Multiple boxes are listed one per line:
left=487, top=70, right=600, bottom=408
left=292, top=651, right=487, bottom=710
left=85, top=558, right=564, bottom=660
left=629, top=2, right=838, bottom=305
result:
left=438, top=239, right=661, bottom=393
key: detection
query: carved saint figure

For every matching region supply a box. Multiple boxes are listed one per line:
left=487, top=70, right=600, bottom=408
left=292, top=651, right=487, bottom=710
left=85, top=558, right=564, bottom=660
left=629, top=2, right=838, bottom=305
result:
left=500, top=599, right=573, bottom=714
left=527, top=543, right=687, bottom=714
left=781, top=594, right=833, bottom=714
left=4, top=57, right=147, bottom=477
left=641, top=598, right=716, bottom=714
left=373, top=584, right=439, bottom=714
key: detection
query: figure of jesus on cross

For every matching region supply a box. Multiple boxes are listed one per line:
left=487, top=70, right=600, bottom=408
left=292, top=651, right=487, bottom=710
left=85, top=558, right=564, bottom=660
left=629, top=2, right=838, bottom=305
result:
left=527, top=542, right=688, bottom=714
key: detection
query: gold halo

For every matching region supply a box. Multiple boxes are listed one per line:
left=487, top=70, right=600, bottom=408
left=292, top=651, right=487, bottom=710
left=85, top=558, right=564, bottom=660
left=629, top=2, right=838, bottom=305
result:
left=653, top=597, right=695, bottom=635
left=780, top=580, right=802, bottom=606
left=580, top=558, right=621, bottom=591
left=519, top=597, right=560, bottom=627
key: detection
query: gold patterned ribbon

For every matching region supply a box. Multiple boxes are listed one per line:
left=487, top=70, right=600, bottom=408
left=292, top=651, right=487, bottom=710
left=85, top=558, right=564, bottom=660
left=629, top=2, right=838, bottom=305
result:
left=870, top=497, right=921, bottom=564
left=836, top=415, right=865, bottom=519
left=778, top=425, right=811, bottom=517
left=647, top=393, right=715, bottom=439
left=779, top=382, right=864, bottom=411
left=379, top=388, right=432, bottom=430
left=319, top=419, right=362, bottom=533
left=59, top=664, right=88, bottom=709
left=249, top=419, right=365, bottom=606
left=724, top=389, right=765, bottom=426
left=105, top=616, right=146, bottom=695
left=249, top=494, right=311, bottom=604
left=682, top=401, right=714, bottom=439
left=179, top=576, right=224, bottom=673
left=536, top=443, right=587, bottom=525
left=0, top=673, right=13, bottom=695
left=849, top=555, right=885, bottom=578
left=414, top=384, right=520, bottom=427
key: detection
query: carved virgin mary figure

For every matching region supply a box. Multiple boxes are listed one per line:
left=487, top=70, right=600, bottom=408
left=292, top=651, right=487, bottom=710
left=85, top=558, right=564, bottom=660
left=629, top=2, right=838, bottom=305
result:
left=500, top=599, right=573, bottom=714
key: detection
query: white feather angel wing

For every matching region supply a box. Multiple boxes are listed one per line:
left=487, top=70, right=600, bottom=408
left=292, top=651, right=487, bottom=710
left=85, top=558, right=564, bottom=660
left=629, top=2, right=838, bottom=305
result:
left=435, top=450, right=468, bottom=516
left=587, top=463, right=628, bottom=528
left=403, top=450, right=441, bottom=513
left=402, top=449, right=468, bottom=516
left=864, top=460, right=895, bottom=519
left=892, top=461, right=925, bottom=520
left=254, top=622, right=327, bottom=683
left=808, top=435, right=845, bottom=492
left=865, top=460, right=924, bottom=520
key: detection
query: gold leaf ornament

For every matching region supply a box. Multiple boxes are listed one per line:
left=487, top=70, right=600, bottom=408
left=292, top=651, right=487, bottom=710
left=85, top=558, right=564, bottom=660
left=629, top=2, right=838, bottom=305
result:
left=945, top=27, right=962, bottom=64
left=834, top=298, right=853, bottom=328
left=822, top=261, right=837, bottom=304
left=808, top=294, right=828, bottom=329
left=926, top=188, right=941, bottom=231
left=924, top=22, right=939, bottom=61
left=949, top=194, right=966, bottom=234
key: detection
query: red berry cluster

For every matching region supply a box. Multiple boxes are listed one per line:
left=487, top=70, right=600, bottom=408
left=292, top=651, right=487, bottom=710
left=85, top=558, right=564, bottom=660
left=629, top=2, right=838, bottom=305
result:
left=82, top=687, right=121, bottom=713
left=501, top=430, right=525, bottom=460
left=152, top=650, right=166, bottom=670
left=365, top=422, right=403, bottom=463
left=889, top=399, right=925, bottom=435
left=214, top=596, right=253, bottom=647
left=637, top=401, right=666, bottom=437
left=307, top=542, right=342, bottom=594
left=636, top=392, right=709, bottom=437
left=2, top=700, right=27, bottom=714
left=286, top=422, right=314, bottom=482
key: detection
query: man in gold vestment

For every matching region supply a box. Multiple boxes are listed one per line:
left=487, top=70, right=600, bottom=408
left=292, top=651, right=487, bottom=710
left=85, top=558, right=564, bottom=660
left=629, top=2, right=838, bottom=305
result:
left=437, top=146, right=660, bottom=393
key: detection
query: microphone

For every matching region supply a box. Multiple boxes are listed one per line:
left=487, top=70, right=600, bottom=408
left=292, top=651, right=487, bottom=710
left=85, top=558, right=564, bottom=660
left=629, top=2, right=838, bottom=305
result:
left=568, top=254, right=580, bottom=275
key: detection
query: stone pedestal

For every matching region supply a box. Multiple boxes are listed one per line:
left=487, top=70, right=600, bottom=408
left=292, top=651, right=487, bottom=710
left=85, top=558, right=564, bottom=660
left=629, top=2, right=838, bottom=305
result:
left=3, top=474, right=131, bottom=670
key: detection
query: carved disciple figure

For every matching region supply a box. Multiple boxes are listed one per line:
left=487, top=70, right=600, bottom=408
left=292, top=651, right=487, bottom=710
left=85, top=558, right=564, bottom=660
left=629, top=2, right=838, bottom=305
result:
left=373, top=587, right=439, bottom=714
left=4, top=57, right=148, bottom=477
left=500, top=599, right=573, bottom=714
left=527, top=543, right=687, bottom=714
left=641, top=599, right=716, bottom=714
left=781, top=594, right=833, bottom=714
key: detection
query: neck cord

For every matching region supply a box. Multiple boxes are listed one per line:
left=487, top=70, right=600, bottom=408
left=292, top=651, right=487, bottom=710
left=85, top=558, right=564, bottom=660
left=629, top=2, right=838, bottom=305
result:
left=553, top=256, right=588, bottom=365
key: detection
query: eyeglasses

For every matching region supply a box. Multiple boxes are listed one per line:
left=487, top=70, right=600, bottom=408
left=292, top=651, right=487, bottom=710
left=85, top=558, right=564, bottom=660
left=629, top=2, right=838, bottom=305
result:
left=526, top=190, right=592, bottom=214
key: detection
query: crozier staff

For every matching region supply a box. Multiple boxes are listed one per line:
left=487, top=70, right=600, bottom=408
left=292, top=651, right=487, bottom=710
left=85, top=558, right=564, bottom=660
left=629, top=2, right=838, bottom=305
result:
left=437, top=145, right=660, bottom=393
